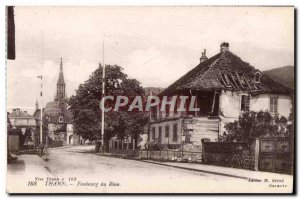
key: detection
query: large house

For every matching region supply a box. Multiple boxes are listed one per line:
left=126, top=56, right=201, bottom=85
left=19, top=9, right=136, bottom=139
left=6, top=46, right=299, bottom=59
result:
left=148, top=42, right=293, bottom=149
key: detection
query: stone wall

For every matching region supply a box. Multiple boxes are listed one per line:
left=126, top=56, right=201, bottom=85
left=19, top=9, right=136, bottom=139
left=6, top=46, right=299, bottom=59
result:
left=202, top=140, right=258, bottom=170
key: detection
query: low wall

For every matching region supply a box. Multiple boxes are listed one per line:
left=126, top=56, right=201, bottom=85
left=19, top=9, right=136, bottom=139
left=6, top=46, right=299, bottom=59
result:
left=202, top=141, right=257, bottom=170
left=8, top=135, right=19, bottom=153
left=109, top=149, right=202, bottom=163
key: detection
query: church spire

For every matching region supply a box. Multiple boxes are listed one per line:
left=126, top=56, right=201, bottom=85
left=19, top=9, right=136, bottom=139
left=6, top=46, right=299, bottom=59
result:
left=57, top=58, right=65, bottom=85
left=55, top=58, right=66, bottom=101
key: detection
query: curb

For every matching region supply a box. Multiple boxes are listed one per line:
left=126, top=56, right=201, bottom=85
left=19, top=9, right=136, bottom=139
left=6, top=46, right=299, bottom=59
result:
left=140, top=160, right=252, bottom=180
left=96, top=153, right=254, bottom=180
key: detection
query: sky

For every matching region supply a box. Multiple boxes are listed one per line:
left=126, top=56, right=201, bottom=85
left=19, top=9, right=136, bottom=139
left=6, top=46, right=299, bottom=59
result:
left=7, top=6, right=294, bottom=114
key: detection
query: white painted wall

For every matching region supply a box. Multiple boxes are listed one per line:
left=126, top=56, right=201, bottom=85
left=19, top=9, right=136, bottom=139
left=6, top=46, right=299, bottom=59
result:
left=219, top=90, right=241, bottom=118
left=220, top=91, right=292, bottom=119
left=219, top=91, right=292, bottom=134
left=9, top=117, right=36, bottom=127
left=277, top=95, right=292, bottom=118
left=149, top=119, right=183, bottom=145
left=250, top=94, right=270, bottom=112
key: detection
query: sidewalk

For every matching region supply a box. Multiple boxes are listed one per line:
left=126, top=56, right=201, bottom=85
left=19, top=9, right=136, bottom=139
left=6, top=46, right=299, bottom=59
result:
left=141, top=160, right=293, bottom=180
left=97, top=151, right=292, bottom=180
left=7, top=154, right=53, bottom=177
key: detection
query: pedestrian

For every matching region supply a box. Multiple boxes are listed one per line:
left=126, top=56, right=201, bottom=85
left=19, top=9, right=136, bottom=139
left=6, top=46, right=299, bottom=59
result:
left=95, top=139, right=100, bottom=153
left=40, top=142, right=44, bottom=156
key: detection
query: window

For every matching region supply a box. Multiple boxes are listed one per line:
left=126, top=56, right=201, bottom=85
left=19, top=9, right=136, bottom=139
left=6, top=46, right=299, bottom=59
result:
left=151, top=107, right=157, bottom=120
left=165, top=104, right=170, bottom=118
left=158, top=126, right=162, bottom=143
left=241, top=95, right=250, bottom=112
left=270, top=97, right=278, bottom=114
left=59, top=116, right=63, bottom=123
left=152, top=127, right=155, bottom=140
left=173, top=123, right=178, bottom=142
left=165, top=125, right=169, bottom=138
left=254, top=71, right=261, bottom=83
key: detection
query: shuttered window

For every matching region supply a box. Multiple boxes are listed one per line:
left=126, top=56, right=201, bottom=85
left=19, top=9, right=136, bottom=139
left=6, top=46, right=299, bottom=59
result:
left=165, top=125, right=169, bottom=138
left=152, top=127, right=155, bottom=140
left=241, top=95, right=250, bottom=112
left=270, top=97, right=278, bottom=114
left=173, top=123, right=178, bottom=142
left=158, top=126, right=162, bottom=143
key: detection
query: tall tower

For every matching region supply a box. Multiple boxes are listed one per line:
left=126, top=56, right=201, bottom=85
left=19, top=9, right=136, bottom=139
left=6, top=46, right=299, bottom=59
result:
left=55, top=58, right=66, bottom=101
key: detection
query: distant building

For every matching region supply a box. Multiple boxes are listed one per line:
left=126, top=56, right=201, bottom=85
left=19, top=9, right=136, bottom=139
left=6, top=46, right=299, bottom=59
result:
left=35, top=58, right=79, bottom=146
left=8, top=108, right=37, bottom=149
left=9, top=108, right=36, bottom=130
left=148, top=42, right=293, bottom=150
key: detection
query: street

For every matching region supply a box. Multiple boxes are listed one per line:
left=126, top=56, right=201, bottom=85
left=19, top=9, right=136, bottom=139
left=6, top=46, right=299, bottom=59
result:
left=7, top=145, right=292, bottom=193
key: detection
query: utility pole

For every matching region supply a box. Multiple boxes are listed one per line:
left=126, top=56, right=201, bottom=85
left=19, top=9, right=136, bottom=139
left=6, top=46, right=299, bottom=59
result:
left=100, top=34, right=105, bottom=150
left=37, top=31, right=44, bottom=144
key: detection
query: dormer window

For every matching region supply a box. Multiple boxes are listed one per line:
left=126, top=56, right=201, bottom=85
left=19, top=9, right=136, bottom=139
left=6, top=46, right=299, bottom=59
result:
left=254, top=71, right=261, bottom=83
left=59, top=116, right=63, bottom=123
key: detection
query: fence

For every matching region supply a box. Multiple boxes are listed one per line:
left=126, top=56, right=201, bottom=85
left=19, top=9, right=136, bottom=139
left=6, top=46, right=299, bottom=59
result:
left=259, top=137, right=292, bottom=174
left=109, top=149, right=202, bottom=163
left=48, top=140, right=64, bottom=148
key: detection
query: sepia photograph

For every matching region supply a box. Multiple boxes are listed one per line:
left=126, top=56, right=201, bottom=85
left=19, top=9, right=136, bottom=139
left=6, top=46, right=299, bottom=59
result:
left=5, top=6, right=295, bottom=194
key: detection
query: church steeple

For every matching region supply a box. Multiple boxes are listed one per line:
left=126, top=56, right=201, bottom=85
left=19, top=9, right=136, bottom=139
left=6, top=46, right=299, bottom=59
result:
left=55, top=58, right=66, bottom=101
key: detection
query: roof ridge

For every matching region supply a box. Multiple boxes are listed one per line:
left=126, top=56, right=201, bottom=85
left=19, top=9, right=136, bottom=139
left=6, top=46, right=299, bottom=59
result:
left=197, top=53, right=222, bottom=83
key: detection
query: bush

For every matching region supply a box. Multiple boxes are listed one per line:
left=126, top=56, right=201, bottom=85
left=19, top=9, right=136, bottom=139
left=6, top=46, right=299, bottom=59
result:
left=221, top=111, right=292, bottom=142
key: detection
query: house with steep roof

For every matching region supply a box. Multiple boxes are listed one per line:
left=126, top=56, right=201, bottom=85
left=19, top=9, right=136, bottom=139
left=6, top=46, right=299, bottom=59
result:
left=149, top=42, right=293, bottom=149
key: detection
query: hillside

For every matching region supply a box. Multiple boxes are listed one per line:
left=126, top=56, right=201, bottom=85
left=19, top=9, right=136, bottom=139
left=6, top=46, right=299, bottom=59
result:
left=263, top=66, right=294, bottom=89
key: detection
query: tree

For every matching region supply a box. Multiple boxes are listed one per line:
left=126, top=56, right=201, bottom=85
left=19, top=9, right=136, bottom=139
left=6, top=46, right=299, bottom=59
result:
left=220, top=110, right=292, bottom=142
left=69, top=65, right=148, bottom=147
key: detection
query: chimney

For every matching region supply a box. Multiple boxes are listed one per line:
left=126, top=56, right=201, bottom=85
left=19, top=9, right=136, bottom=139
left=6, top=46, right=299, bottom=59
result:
left=220, top=42, right=229, bottom=53
left=200, top=49, right=208, bottom=63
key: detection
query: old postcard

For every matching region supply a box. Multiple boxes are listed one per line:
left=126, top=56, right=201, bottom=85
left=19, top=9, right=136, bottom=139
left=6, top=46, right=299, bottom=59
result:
left=6, top=6, right=295, bottom=194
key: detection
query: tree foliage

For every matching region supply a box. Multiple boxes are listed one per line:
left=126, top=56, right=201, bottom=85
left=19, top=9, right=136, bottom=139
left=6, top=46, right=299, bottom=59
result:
left=220, top=111, right=293, bottom=142
left=69, top=65, right=148, bottom=142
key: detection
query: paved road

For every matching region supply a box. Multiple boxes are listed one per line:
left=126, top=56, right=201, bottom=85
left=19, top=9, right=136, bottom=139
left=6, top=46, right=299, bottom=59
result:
left=9, top=146, right=291, bottom=193
left=40, top=145, right=248, bottom=193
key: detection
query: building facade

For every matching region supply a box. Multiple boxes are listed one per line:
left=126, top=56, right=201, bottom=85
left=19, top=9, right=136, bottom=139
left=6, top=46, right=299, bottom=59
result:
left=148, top=42, right=293, bottom=150
left=8, top=108, right=37, bottom=149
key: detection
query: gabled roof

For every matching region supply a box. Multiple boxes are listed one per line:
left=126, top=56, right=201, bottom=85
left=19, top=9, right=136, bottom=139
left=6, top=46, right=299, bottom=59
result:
left=160, top=49, right=292, bottom=96
left=9, top=110, right=33, bottom=118
left=43, top=100, right=73, bottom=123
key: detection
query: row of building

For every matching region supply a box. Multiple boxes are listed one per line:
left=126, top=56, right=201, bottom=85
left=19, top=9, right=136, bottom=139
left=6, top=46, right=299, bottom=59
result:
left=8, top=59, right=79, bottom=151
left=8, top=42, right=293, bottom=152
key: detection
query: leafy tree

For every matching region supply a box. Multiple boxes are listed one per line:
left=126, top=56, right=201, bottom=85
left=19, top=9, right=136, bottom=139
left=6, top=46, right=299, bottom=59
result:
left=220, top=110, right=292, bottom=142
left=69, top=65, right=148, bottom=147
